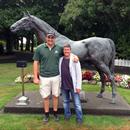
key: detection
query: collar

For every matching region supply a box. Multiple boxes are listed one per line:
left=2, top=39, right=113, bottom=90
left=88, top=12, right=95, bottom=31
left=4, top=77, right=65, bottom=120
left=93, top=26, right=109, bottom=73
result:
left=44, top=43, right=56, bottom=49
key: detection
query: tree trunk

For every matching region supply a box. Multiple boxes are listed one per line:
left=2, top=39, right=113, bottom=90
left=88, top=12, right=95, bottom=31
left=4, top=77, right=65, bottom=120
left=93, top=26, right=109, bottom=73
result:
left=0, top=44, right=4, bottom=54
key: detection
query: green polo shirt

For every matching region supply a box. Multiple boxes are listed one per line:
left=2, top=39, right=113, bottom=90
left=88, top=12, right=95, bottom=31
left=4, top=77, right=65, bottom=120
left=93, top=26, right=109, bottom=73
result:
left=33, top=43, right=63, bottom=77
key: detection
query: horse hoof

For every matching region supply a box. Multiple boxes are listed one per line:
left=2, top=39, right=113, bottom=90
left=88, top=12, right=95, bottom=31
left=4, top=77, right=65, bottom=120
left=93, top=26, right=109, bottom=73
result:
left=111, top=98, right=116, bottom=104
left=97, top=93, right=103, bottom=98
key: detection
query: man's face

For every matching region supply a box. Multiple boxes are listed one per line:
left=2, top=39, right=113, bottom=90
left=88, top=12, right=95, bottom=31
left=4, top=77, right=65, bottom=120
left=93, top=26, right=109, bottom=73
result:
left=45, top=35, right=55, bottom=46
left=63, top=47, right=71, bottom=57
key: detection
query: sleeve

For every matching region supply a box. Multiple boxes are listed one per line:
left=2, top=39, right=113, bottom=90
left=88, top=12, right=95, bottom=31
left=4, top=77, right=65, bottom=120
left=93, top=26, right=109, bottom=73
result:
left=33, top=48, right=40, bottom=61
left=75, top=61, right=82, bottom=90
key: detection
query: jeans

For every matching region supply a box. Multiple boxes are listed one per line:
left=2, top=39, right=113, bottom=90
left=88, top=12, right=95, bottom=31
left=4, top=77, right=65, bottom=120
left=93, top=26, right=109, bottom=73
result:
left=61, top=89, right=83, bottom=122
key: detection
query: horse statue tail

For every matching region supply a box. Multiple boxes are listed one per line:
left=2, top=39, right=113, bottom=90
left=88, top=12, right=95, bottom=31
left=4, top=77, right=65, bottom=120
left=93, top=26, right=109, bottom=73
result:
left=109, top=39, right=116, bottom=75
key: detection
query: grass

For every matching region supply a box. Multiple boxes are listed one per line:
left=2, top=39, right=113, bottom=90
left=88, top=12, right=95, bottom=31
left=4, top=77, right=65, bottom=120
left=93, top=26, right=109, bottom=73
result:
left=117, top=87, right=130, bottom=104
left=0, top=114, right=129, bottom=130
left=0, top=62, right=130, bottom=130
left=0, top=63, right=33, bottom=83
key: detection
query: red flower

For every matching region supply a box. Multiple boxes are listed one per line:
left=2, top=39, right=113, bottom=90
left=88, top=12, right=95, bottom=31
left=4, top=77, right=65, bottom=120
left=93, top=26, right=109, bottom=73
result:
left=114, top=75, right=123, bottom=82
left=82, top=70, right=94, bottom=80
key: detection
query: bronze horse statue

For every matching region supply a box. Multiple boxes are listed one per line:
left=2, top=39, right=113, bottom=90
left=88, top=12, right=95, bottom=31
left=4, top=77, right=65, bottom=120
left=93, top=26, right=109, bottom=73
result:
left=10, top=13, right=116, bottom=103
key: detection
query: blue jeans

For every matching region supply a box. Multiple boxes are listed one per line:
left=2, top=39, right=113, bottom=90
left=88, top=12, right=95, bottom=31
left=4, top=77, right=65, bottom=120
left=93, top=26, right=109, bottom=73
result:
left=61, top=89, right=83, bottom=122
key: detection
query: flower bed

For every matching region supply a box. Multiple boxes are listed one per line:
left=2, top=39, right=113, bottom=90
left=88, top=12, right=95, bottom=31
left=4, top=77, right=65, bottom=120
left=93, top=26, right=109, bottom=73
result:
left=82, top=70, right=130, bottom=89
left=15, top=73, right=33, bottom=83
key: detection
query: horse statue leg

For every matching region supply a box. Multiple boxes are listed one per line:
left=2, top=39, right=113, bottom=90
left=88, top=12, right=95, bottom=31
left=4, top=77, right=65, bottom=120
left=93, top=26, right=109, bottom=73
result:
left=109, top=58, right=116, bottom=103
left=97, top=70, right=106, bottom=98
left=97, top=63, right=116, bottom=103
left=110, top=74, right=116, bottom=104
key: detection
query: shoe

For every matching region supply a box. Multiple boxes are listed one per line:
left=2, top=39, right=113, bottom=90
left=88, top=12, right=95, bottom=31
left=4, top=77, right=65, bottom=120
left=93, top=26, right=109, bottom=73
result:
left=76, top=120, right=83, bottom=125
left=64, top=117, right=70, bottom=121
left=54, top=114, right=59, bottom=121
left=43, top=115, right=49, bottom=123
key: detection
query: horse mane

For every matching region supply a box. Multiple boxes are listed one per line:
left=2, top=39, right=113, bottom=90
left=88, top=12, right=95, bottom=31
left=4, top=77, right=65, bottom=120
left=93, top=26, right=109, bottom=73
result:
left=30, top=15, right=71, bottom=43
left=30, top=15, right=59, bottom=36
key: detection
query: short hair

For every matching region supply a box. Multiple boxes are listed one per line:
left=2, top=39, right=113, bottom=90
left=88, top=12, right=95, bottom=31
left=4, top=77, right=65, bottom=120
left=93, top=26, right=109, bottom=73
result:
left=63, top=43, right=71, bottom=49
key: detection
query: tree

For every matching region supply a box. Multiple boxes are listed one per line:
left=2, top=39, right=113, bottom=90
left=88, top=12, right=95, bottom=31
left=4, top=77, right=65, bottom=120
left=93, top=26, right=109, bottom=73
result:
left=60, top=0, right=130, bottom=58
left=0, top=0, right=68, bottom=54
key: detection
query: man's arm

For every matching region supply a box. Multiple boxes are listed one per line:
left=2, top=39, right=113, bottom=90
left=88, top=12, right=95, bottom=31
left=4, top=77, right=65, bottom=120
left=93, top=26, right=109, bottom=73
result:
left=33, top=60, right=40, bottom=84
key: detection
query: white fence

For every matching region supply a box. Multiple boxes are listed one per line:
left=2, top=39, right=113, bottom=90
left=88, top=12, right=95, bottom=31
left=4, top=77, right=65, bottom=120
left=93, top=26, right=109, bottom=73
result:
left=115, top=59, right=130, bottom=67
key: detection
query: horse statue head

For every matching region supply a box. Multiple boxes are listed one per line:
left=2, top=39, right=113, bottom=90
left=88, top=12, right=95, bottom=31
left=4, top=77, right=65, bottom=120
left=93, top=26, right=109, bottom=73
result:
left=10, top=12, right=70, bottom=44
left=10, top=13, right=33, bottom=32
left=10, top=12, right=54, bottom=43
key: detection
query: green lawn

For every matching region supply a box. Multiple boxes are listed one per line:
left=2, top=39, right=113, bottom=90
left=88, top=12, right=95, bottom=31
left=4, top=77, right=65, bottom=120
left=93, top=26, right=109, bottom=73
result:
left=0, top=114, right=129, bottom=130
left=0, top=63, right=130, bottom=130
left=0, top=63, right=33, bottom=83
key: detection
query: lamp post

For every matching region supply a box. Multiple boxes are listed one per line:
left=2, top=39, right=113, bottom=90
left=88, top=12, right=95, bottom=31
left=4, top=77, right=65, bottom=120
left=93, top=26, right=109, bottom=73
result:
left=16, top=60, right=29, bottom=105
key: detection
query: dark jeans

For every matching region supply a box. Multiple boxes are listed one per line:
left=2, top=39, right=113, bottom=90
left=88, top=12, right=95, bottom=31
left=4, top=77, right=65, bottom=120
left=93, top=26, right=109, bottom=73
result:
left=61, top=89, right=83, bottom=122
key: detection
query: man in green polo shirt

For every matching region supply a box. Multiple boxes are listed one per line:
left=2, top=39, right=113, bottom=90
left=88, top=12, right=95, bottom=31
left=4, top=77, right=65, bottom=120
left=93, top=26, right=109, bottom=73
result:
left=33, top=31, right=62, bottom=123
left=33, top=31, right=78, bottom=123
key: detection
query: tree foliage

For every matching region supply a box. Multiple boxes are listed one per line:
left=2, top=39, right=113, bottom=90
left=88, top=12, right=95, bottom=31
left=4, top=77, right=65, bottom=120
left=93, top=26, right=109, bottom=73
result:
left=0, top=0, right=68, bottom=29
left=0, top=0, right=68, bottom=54
left=0, top=0, right=130, bottom=58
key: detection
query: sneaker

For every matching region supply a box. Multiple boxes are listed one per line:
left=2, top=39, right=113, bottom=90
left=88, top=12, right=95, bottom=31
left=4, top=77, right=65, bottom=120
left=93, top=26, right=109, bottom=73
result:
left=64, top=117, right=70, bottom=121
left=54, top=114, right=59, bottom=121
left=43, top=115, right=49, bottom=123
left=76, top=120, right=83, bottom=125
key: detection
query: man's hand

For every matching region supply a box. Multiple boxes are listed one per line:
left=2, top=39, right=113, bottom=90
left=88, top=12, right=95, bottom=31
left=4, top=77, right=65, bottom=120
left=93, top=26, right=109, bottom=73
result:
left=33, top=61, right=40, bottom=85
left=72, top=54, right=79, bottom=62
left=33, top=78, right=40, bottom=85
left=76, top=88, right=81, bottom=94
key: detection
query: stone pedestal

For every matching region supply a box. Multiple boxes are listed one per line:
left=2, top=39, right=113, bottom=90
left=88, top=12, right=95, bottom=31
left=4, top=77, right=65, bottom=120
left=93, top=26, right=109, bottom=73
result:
left=4, top=91, right=130, bottom=115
